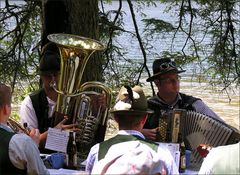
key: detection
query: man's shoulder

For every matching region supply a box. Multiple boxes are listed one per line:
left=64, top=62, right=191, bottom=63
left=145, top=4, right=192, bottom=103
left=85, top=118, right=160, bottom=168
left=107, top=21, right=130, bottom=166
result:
left=179, top=92, right=201, bottom=103
left=89, top=143, right=100, bottom=154
left=212, top=142, right=240, bottom=154
left=21, top=89, right=45, bottom=107
left=107, top=134, right=158, bottom=151
left=21, top=95, right=31, bottom=104
left=29, top=88, right=45, bottom=97
left=147, top=95, right=161, bottom=106
left=29, top=88, right=48, bottom=106
left=147, top=95, right=158, bottom=101
left=11, top=133, right=39, bottom=151
left=11, top=133, right=33, bottom=143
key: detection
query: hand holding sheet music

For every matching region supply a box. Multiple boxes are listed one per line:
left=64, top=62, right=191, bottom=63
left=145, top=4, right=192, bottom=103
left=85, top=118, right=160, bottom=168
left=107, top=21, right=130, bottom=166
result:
left=45, top=128, right=69, bottom=153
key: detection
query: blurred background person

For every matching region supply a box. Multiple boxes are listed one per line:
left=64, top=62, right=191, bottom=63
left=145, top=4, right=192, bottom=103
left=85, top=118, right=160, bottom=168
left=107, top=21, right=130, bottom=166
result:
left=198, top=142, right=240, bottom=174
left=0, top=83, right=49, bottom=175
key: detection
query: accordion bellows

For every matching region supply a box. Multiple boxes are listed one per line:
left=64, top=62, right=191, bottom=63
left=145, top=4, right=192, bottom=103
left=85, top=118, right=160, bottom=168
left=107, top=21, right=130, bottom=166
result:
left=184, top=111, right=240, bottom=166
left=157, top=110, right=240, bottom=167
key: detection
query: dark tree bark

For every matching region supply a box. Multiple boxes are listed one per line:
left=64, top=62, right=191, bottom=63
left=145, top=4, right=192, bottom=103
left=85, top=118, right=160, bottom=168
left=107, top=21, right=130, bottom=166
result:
left=41, top=0, right=103, bottom=82
left=41, top=0, right=69, bottom=47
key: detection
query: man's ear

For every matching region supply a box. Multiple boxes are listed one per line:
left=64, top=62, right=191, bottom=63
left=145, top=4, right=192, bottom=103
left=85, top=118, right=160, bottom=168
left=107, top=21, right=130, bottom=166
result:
left=141, top=114, right=148, bottom=125
left=0, top=105, right=8, bottom=115
left=0, top=106, right=3, bottom=115
left=3, top=104, right=10, bottom=115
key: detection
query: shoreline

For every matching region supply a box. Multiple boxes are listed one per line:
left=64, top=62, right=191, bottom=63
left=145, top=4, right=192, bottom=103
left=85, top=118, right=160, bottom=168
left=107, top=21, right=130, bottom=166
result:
left=106, top=80, right=239, bottom=139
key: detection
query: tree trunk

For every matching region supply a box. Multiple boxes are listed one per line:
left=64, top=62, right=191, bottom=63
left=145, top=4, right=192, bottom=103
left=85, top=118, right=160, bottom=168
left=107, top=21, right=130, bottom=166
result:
left=41, top=0, right=103, bottom=82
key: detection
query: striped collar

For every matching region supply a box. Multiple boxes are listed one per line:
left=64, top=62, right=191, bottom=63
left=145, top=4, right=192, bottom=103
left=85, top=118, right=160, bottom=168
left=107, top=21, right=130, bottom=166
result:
left=118, top=130, right=145, bottom=139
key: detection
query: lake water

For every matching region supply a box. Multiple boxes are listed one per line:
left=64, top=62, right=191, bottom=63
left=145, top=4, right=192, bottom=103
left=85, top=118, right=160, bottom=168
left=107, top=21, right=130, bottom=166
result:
left=7, top=1, right=239, bottom=131
left=102, top=1, right=239, bottom=131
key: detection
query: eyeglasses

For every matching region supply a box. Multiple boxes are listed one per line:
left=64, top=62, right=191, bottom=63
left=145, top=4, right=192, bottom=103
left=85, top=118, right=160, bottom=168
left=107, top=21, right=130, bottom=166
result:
left=158, top=75, right=181, bottom=84
left=159, top=61, right=177, bottom=70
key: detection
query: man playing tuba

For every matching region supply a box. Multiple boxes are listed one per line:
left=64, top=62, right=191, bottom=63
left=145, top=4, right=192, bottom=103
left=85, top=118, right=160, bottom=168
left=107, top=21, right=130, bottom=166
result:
left=20, top=36, right=110, bottom=156
left=20, top=42, right=77, bottom=153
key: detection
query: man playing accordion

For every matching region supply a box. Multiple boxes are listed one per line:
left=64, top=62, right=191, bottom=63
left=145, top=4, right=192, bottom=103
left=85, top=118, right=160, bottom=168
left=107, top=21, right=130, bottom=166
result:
left=142, top=58, right=225, bottom=142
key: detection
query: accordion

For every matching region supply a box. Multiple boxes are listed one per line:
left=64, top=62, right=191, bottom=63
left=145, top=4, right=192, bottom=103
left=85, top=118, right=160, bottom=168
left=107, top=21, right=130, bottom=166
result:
left=157, top=109, right=240, bottom=167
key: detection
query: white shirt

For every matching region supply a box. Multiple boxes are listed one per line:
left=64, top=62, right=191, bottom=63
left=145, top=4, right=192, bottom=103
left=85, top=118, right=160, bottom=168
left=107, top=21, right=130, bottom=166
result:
left=20, top=95, right=56, bottom=129
left=0, top=124, right=49, bottom=175
left=86, top=130, right=179, bottom=174
left=198, top=142, right=240, bottom=174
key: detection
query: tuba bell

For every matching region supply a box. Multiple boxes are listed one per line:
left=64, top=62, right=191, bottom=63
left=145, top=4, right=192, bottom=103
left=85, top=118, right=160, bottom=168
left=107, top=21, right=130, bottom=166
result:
left=47, top=33, right=112, bottom=160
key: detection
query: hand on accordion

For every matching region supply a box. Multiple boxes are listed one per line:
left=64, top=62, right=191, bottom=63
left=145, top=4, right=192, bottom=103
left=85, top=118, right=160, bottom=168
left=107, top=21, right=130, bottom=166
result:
left=197, top=144, right=212, bottom=158
left=141, top=128, right=158, bottom=141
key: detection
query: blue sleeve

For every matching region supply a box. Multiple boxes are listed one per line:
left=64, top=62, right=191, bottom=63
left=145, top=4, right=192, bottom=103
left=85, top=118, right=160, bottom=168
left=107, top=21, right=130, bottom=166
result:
left=192, top=100, right=225, bottom=123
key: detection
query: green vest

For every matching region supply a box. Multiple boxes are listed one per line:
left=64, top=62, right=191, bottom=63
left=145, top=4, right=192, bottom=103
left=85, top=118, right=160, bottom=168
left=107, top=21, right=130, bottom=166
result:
left=0, top=128, right=27, bottom=175
left=98, top=134, right=158, bottom=160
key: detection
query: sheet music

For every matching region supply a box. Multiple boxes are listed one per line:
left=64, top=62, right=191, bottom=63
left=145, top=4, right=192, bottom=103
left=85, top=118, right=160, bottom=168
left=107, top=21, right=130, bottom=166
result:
left=45, top=128, right=69, bottom=153
left=158, top=142, right=180, bottom=167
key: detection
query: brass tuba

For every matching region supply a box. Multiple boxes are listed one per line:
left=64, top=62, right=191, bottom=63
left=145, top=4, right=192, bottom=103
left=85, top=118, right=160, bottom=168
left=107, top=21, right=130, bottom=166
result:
left=47, top=33, right=112, bottom=159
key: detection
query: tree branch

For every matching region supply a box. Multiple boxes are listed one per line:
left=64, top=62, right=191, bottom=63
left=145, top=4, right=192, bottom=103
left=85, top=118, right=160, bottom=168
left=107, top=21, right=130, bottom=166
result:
left=126, top=0, right=155, bottom=95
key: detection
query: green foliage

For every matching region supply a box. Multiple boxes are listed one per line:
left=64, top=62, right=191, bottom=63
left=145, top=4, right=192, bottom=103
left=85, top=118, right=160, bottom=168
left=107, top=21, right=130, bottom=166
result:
left=155, top=0, right=239, bottom=89
left=99, top=10, right=125, bottom=41
left=142, top=18, right=175, bottom=34
left=160, top=51, right=197, bottom=66
left=103, top=59, right=145, bottom=104
left=10, top=111, right=20, bottom=122
left=0, top=1, right=41, bottom=91
left=0, top=0, right=239, bottom=97
left=104, top=58, right=144, bottom=89
left=12, top=81, right=39, bottom=104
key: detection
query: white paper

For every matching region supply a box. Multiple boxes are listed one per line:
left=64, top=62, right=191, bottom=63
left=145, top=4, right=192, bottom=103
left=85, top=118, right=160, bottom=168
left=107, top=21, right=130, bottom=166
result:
left=48, top=168, right=87, bottom=175
left=45, top=128, right=69, bottom=153
left=158, top=142, right=180, bottom=166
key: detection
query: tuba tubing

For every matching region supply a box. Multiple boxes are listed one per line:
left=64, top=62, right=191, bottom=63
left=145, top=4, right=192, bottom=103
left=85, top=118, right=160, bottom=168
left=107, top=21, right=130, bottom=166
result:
left=47, top=33, right=107, bottom=117
left=47, top=33, right=112, bottom=149
left=80, top=81, right=112, bottom=126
